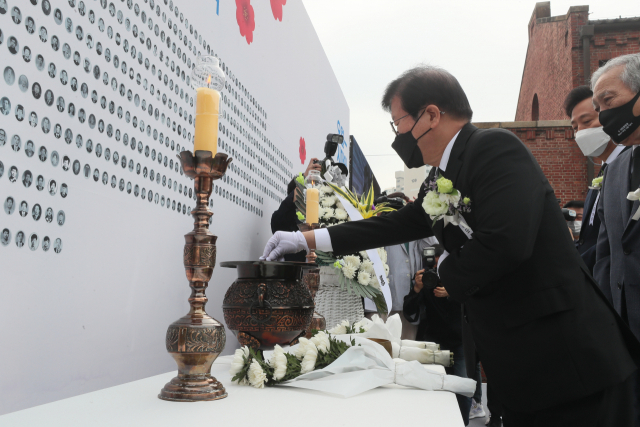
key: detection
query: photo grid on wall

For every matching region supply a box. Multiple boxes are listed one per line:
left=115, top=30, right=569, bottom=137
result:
left=0, top=0, right=293, bottom=253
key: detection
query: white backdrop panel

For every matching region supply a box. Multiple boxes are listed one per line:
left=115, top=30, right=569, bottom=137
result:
left=0, top=0, right=349, bottom=415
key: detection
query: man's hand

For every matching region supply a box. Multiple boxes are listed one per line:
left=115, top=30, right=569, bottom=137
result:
left=414, top=269, right=424, bottom=292
left=260, top=231, right=309, bottom=261
left=304, top=158, right=321, bottom=177
left=434, top=287, right=449, bottom=298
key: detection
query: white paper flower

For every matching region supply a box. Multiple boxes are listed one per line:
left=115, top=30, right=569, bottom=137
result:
left=358, top=271, right=371, bottom=286
left=270, top=344, right=288, bottom=381
left=229, top=347, right=250, bottom=384
left=343, top=255, right=361, bottom=269
left=300, top=341, right=319, bottom=374
left=329, top=319, right=350, bottom=335
left=321, top=196, right=337, bottom=207
left=310, top=330, right=330, bottom=353
left=248, top=360, right=267, bottom=389
left=342, top=263, right=357, bottom=279
left=422, top=191, right=449, bottom=217
left=334, top=207, right=349, bottom=220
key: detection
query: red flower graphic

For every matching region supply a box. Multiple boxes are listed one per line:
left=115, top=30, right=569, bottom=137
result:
left=299, top=137, right=306, bottom=165
left=235, top=0, right=256, bottom=45
left=270, top=0, right=287, bottom=21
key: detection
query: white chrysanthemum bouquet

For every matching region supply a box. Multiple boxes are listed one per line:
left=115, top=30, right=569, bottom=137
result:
left=294, top=180, right=394, bottom=314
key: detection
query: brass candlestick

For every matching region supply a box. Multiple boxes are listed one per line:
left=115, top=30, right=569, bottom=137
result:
left=158, top=150, right=232, bottom=402
left=297, top=223, right=326, bottom=337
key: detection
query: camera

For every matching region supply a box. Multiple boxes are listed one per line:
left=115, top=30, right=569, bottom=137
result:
left=374, top=196, right=404, bottom=210
left=561, top=208, right=576, bottom=221
left=324, top=133, right=343, bottom=159
left=313, top=159, right=321, bottom=165
left=421, top=247, right=440, bottom=291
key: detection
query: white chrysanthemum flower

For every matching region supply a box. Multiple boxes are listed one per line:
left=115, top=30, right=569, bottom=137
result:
left=377, top=248, right=388, bottom=263
left=270, top=344, right=288, bottom=381
left=358, top=271, right=371, bottom=286
left=384, top=263, right=390, bottom=276
left=354, top=318, right=373, bottom=332
left=321, top=195, right=337, bottom=207
left=320, top=185, right=333, bottom=194
left=361, top=260, right=374, bottom=274
left=342, top=264, right=357, bottom=279
left=360, top=251, right=370, bottom=260
left=247, top=360, right=267, bottom=389
left=310, top=330, right=330, bottom=353
left=329, top=319, right=350, bottom=335
left=343, top=255, right=361, bottom=269
left=295, top=337, right=311, bottom=360
left=229, top=347, right=250, bottom=384
left=334, top=207, right=348, bottom=220
left=369, top=277, right=381, bottom=290
left=300, top=341, right=318, bottom=374
left=322, top=208, right=335, bottom=219
left=336, top=200, right=344, bottom=209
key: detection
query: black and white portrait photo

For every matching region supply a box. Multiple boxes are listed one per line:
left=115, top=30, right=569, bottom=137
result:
left=56, top=96, right=65, bottom=113
left=28, top=111, right=38, bottom=127
left=57, top=210, right=65, bottom=226
left=60, top=69, right=68, bottom=85
left=39, top=26, right=48, bottom=42
left=64, top=129, right=72, bottom=145
left=48, top=179, right=57, bottom=196
left=62, top=156, right=69, bottom=171
left=0, top=160, right=3, bottom=178
left=54, top=238, right=62, bottom=253
left=38, top=146, right=47, bottom=162
left=0, top=0, right=7, bottom=15
left=72, top=160, right=80, bottom=175
left=3, top=66, right=15, bottom=85
left=134, top=185, right=140, bottom=197
left=93, top=168, right=99, bottom=182
left=23, top=139, right=31, bottom=156
left=22, top=46, right=32, bottom=63
left=95, top=143, right=102, bottom=158
left=15, top=104, right=25, bottom=121
left=15, top=231, right=25, bottom=248
left=60, top=183, right=68, bottom=198
left=11, top=6, right=21, bottom=25
left=83, top=164, right=90, bottom=178
left=86, top=139, right=93, bottom=154
left=42, top=0, right=51, bottom=16
left=32, top=204, right=41, bottom=221
left=75, top=134, right=83, bottom=149
left=42, top=236, right=50, bottom=252
left=102, top=171, right=108, bottom=185
left=0, top=97, right=11, bottom=115
left=19, top=201, right=28, bottom=217
left=54, top=124, right=61, bottom=138
left=22, top=170, right=33, bottom=188
left=36, top=175, right=44, bottom=191
left=0, top=129, right=5, bottom=147
left=50, top=35, right=59, bottom=51
left=41, top=117, right=51, bottom=134
left=4, top=196, right=15, bottom=215
left=110, top=175, right=116, bottom=188
left=18, top=75, right=28, bottom=92
left=50, top=151, right=59, bottom=167
left=32, top=83, right=42, bottom=99
left=9, top=166, right=18, bottom=183
left=45, top=207, right=53, bottom=223
left=126, top=182, right=132, bottom=194
left=45, top=89, right=54, bottom=106
left=8, top=36, right=18, bottom=55
left=1, top=229, right=10, bottom=246
left=104, top=148, right=111, bottom=161
left=35, top=54, right=44, bottom=71
left=119, top=179, right=125, bottom=192
left=65, top=18, right=73, bottom=34
left=29, top=233, right=39, bottom=251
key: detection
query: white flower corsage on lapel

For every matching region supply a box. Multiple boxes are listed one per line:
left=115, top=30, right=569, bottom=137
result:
left=422, top=175, right=471, bottom=228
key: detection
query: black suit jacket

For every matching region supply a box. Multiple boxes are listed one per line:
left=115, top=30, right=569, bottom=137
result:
left=577, top=186, right=599, bottom=272
left=327, top=123, right=639, bottom=411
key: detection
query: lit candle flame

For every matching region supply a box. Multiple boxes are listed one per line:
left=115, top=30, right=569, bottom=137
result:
left=207, top=75, right=211, bottom=86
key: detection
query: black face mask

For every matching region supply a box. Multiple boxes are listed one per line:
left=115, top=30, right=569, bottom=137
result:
left=599, top=91, right=640, bottom=144
left=392, top=109, right=432, bottom=169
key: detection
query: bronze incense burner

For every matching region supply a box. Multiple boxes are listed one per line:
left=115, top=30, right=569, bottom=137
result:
left=158, top=150, right=232, bottom=402
left=221, top=261, right=315, bottom=349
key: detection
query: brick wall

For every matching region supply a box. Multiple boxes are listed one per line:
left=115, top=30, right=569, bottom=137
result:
left=474, top=120, right=589, bottom=205
left=515, top=3, right=640, bottom=122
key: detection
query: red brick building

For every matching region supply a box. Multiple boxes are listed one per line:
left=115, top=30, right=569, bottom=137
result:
left=515, top=2, right=640, bottom=121
left=474, top=3, right=639, bottom=204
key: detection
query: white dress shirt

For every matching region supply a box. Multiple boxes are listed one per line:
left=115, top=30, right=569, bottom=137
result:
left=314, top=130, right=462, bottom=253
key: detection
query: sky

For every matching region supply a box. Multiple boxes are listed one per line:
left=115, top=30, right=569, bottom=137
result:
left=301, top=0, right=640, bottom=190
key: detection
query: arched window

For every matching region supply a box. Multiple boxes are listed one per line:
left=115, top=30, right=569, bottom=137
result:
left=532, top=94, right=539, bottom=121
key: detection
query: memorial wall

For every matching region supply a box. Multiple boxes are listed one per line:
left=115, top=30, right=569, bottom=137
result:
left=0, top=0, right=349, bottom=414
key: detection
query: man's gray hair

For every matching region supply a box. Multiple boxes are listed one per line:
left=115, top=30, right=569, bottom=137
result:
left=591, top=53, right=640, bottom=93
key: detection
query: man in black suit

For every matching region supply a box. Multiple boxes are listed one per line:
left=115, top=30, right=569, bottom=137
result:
left=263, top=66, right=640, bottom=426
left=592, top=53, right=640, bottom=426
left=564, top=86, right=627, bottom=272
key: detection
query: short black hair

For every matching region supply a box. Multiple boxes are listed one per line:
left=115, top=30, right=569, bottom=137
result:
left=563, top=200, right=584, bottom=209
left=287, top=177, right=297, bottom=195
left=563, top=86, right=593, bottom=118
left=382, top=65, right=473, bottom=121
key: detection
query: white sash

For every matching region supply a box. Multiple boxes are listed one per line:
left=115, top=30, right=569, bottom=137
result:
left=331, top=191, right=392, bottom=314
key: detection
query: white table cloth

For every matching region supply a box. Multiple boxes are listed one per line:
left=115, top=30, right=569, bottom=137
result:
left=0, top=355, right=465, bottom=426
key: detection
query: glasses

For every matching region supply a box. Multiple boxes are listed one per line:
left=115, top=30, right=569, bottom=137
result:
left=389, top=108, right=444, bottom=135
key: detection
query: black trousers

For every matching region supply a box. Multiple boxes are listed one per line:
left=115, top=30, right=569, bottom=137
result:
left=502, top=371, right=636, bottom=427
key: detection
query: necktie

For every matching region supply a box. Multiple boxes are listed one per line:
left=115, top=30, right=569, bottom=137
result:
left=632, top=148, right=640, bottom=191
left=598, top=163, right=606, bottom=178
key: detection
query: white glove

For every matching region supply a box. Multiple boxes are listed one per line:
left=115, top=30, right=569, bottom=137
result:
left=260, top=231, right=309, bottom=261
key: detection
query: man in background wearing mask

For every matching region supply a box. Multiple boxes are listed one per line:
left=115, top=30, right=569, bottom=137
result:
left=263, top=65, right=640, bottom=425
left=563, top=200, right=584, bottom=242
left=592, top=53, right=640, bottom=426
left=564, top=86, right=627, bottom=272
